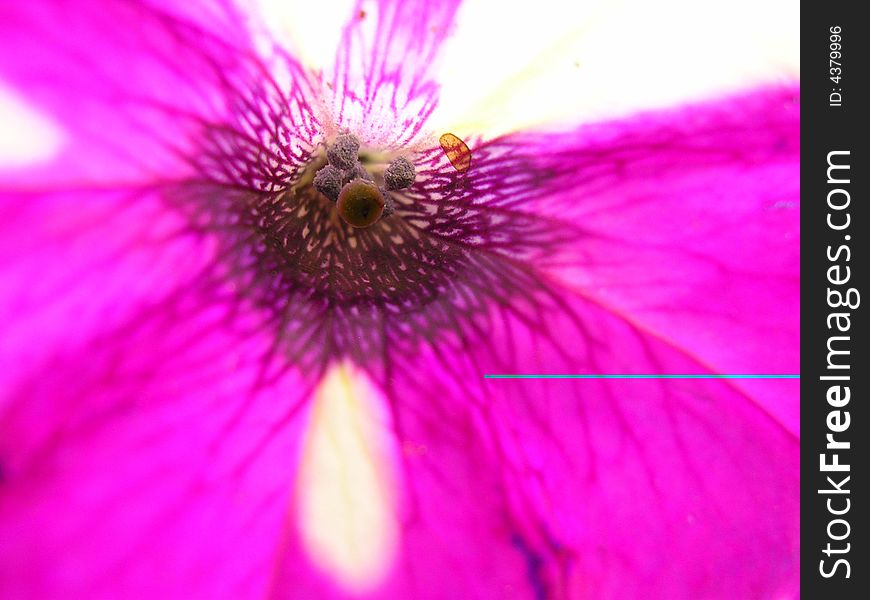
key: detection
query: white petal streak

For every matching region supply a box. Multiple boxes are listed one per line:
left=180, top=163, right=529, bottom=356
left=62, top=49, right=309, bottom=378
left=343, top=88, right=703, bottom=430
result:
left=296, top=362, right=401, bottom=593
left=430, top=0, right=799, bottom=136
left=0, top=82, right=64, bottom=168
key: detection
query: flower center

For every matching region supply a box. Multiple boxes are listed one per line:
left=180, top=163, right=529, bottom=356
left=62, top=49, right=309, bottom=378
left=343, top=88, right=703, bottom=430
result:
left=176, top=120, right=555, bottom=372
left=312, top=133, right=416, bottom=228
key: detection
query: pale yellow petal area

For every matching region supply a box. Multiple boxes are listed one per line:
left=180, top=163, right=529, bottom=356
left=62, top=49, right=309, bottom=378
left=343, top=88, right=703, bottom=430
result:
left=296, top=362, right=400, bottom=593
left=428, top=0, right=799, bottom=137
left=0, top=83, right=64, bottom=168
left=247, top=0, right=354, bottom=70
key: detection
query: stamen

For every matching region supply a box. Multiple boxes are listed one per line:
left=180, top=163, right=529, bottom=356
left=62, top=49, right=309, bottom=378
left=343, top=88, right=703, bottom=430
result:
left=383, top=156, right=416, bottom=191
left=327, top=133, right=361, bottom=170
left=313, top=164, right=343, bottom=201
left=382, top=190, right=395, bottom=217
left=315, top=134, right=411, bottom=223
left=337, top=179, right=385, bottom=228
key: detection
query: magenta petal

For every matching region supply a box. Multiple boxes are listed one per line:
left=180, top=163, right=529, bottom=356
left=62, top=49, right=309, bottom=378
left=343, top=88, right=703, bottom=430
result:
left=0, top=187, right=218, bottom=398
left=537, top=88, right=800, bottom=436
left=0, top=2, right=800, bottom=591
left=331, top=0, right=462, bottom=146
left=303, top=88, right=798, bottom=597
left=407, top=87, right=799, bottom=436
left=366, top=279, right=798, bottom=598
left=270, top=87, right=799, bottom=596
left=0, top=265, right=314, bottom=598
left=0, top=0, right=266, bottom=185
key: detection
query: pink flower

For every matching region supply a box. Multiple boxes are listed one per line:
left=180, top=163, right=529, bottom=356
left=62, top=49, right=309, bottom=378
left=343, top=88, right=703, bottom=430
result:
left=0, top=1, right=798, bottom=598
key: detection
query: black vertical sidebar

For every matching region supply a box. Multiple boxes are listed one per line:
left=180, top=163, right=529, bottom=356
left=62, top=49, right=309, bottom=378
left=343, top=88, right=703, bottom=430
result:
left=801, top=2, right=867, bottom=598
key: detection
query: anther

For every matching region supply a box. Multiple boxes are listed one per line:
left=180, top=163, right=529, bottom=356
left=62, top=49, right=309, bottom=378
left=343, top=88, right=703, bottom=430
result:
left=382, top=190, right=396, bottom=217
left=384, top=156, right=416, bottom=191
left=337, top=179, right=385, bottom=228
left=313, top=164, right=343, bottom=201
left=327, top=133, right=361, bottom=170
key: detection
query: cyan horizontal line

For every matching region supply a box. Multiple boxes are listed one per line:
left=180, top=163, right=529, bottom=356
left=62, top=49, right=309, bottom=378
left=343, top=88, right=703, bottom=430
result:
left=484, top=374, right=801, bottom=379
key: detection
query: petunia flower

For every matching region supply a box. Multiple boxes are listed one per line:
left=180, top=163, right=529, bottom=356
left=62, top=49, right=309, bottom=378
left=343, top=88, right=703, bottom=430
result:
left=0, top=0, right=799, bottom=598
